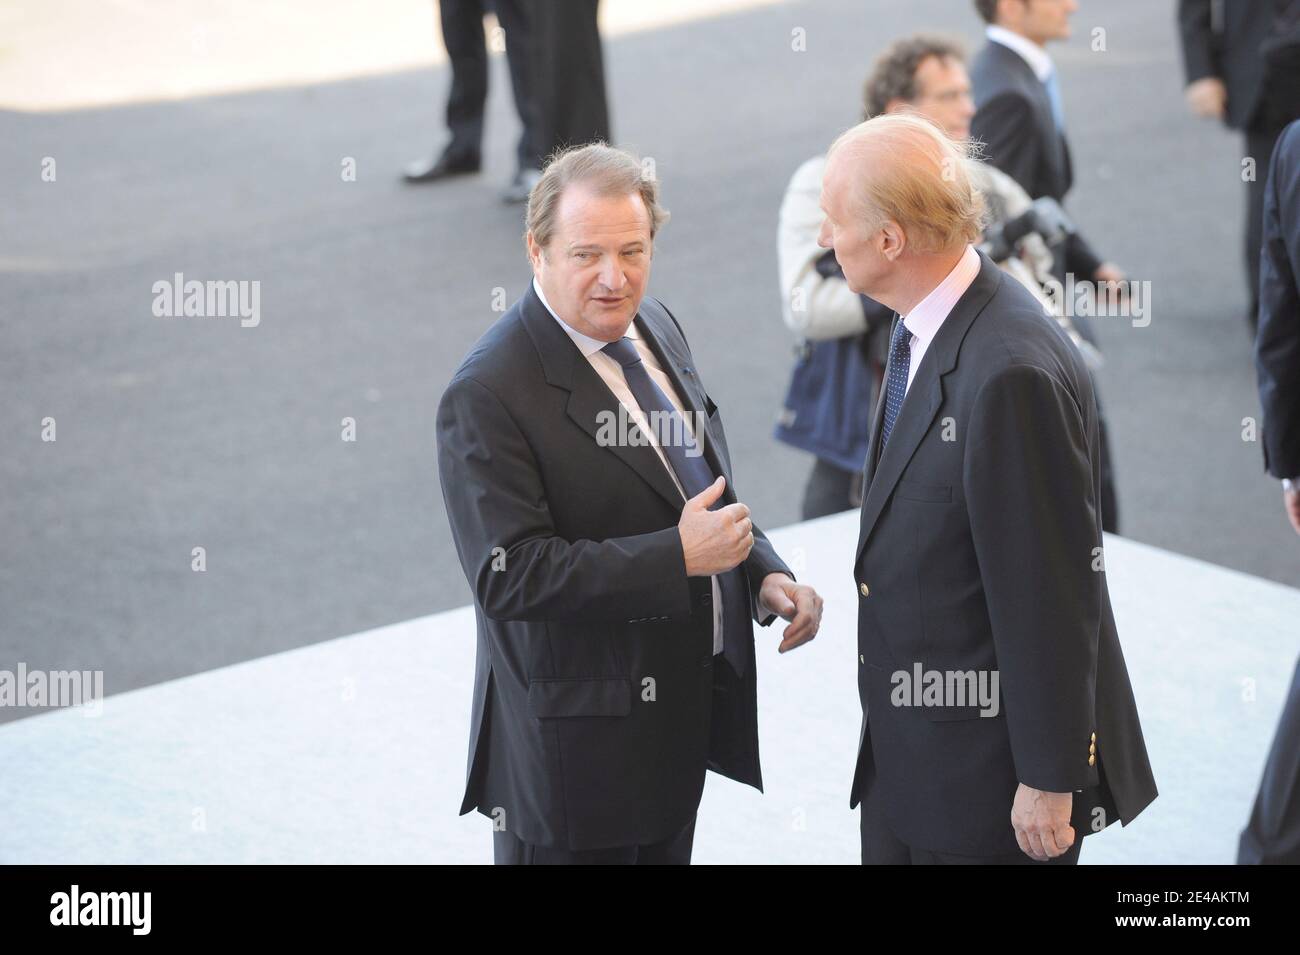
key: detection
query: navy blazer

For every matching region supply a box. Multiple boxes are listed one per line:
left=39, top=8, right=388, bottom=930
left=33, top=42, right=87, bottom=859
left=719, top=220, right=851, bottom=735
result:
left=849, top=251, right=1157, bottom=855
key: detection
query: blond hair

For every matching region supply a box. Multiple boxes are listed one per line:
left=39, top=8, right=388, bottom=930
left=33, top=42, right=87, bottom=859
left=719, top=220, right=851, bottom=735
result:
left=828, top=113, right=986, bottom=253
left=525, top=142, right=669, bottom=251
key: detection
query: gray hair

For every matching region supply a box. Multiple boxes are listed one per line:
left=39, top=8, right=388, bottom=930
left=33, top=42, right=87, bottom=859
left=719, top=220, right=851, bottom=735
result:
left=525, top=142, right=669, bottom=251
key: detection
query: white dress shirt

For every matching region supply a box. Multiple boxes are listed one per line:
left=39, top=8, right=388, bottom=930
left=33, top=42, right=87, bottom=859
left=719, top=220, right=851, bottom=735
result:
left=898, top=245, right=982, bottom=397
left=985, top=24, right=1054, bottom=82
left=533, top=278, right=728, bottom=654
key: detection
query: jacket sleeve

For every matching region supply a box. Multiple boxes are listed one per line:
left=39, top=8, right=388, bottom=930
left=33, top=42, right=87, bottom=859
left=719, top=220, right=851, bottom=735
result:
left=1064, top=230, right=1104, bottom=280
left=744, top=527, right=794, bottom=628
left=1177, top=0, right=1221, bottom=85
left=963, top=363, right=1100, bottom=793
left=1255, top=125, right=1300, bottom=479
left=972, top=92, right=1042, bottom=197
left=436, top=374, right=695, bottom=624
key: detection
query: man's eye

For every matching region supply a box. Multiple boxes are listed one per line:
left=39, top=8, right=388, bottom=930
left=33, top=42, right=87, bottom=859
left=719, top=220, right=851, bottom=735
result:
left=575, top=252, right=595, bottom=260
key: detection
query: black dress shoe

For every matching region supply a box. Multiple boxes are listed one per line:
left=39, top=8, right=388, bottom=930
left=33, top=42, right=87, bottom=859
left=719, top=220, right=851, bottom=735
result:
left=403, top=151, right=481, bottom=183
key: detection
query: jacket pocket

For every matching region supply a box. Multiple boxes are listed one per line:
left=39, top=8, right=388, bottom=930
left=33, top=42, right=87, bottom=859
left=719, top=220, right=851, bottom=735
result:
left=895, top=479, right=952, bottom=503
left=920, top=704, right=1003, bottom=722
left=528, top=676, right=632, bottom=719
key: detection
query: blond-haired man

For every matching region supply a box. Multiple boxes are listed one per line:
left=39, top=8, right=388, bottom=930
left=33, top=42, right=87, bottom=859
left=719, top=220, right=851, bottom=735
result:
left=819, top=114, right=1156, bottom=864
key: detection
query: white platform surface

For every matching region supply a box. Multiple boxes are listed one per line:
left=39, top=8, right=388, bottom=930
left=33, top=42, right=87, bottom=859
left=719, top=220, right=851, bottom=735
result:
left=3, top=511, right=1297, bottom=864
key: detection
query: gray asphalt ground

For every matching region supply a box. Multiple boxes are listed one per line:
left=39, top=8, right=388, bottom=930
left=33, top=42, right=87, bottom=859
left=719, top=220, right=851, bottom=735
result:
left=2, top=0, right=1294, bottom=724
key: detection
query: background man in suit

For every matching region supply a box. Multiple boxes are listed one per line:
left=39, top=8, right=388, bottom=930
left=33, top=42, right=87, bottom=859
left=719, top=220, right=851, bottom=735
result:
left=436, top=143, right=823, bottom=864
left=817, top=113, right=1157, bottom=864
left=1180, top=0, right=1300, bottom=331
left=969, top=0, right=1124, bottom=291
left=968, top=0, right=1123, bottom=532
left=1241, top=118, right=1300, bottom=864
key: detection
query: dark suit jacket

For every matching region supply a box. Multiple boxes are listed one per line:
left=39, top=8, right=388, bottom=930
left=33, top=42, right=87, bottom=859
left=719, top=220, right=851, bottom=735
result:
left=436, top=282, right=792, bottom=852
left=1256, top=119, right=1300, bottom=480
left=1178, top=0, right=1273, bottom=131
left=848, top=250, right=1157, bottom=856
left=970, top=39, right=1103, bottom=280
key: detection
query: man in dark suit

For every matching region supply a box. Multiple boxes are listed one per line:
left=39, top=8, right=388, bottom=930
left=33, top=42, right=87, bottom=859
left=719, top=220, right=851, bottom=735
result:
left=817, top=113, right=1157, bottom=863
left=436, top=143, right=823, bottom=864
left=969, top=0, right=1123, bottom=290
left=1241, top=118, right=1300, bottom=864
left=1180, top=0, right=1300, bottom=331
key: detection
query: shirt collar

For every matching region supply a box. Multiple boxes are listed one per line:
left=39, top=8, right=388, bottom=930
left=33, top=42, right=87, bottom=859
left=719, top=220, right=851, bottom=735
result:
left=986, top=24, right=1054, bottom=82
left=900, top=245, right=981, bottom=348
left=532, top=276, right=640, bottom=357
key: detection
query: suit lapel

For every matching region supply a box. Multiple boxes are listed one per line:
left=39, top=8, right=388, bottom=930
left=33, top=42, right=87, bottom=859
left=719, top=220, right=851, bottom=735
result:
left=520, top=284, right=686, bottom=511
left=853, top=356, right=944, bottom=568
left=853, top=254, right=1003, bottom=570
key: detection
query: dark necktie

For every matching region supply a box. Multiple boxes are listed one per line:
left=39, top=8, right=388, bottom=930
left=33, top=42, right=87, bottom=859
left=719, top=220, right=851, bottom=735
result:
left=879, top=316, right=912, bottom=453
left=601, top=336, right=751, bottom=676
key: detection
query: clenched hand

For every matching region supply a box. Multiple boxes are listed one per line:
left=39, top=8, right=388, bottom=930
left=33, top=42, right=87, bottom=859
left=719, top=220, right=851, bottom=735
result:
left=678, top=476, right=752, bottom=576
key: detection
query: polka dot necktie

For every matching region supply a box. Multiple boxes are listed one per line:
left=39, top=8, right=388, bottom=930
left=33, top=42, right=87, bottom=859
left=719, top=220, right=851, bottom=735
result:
left=880, top=317, right=911, bottom=453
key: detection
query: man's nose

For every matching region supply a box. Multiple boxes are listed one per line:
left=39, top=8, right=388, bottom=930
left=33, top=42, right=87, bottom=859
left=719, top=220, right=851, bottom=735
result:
left=817, top=220, right=831, bottom=249
left=599, top=256, right=626, bottom=290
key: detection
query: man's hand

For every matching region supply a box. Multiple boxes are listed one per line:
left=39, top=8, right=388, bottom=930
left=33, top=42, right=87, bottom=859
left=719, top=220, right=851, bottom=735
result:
left=758, top=573, right=822, bottom=652
left=1092, top=262, right=1129, bottom=306
left=1094, top=262, right=1126, bottom=285
left=678, top=476, right=753, bottom=576
left=1185, top=77, right=1227, bottom=119
left=1284, top=483, right=1300, bottom=535
left=1011, top=784, right=1075, bottom=861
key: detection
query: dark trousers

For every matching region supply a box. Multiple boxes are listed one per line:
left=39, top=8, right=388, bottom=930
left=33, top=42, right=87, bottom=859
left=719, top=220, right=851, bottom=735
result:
left=532, top=0, right=611, bottom=156
left=857, top=725, right=1082, bottom=865
left=801, top=458, right=863, bottom=520
left=440, top=0, right=541, bottom=171
left=1238, top=655, right=1300, bottom=864
left=493, top=814, right=697, bottom=865
left=1245, top=124, right=1280, bottom=330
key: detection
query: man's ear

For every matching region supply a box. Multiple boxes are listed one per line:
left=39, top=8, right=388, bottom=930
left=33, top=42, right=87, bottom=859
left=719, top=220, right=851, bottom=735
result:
left=526, top=232, right=543, bottom=271
left=878, top=220, right=906, bottom=262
